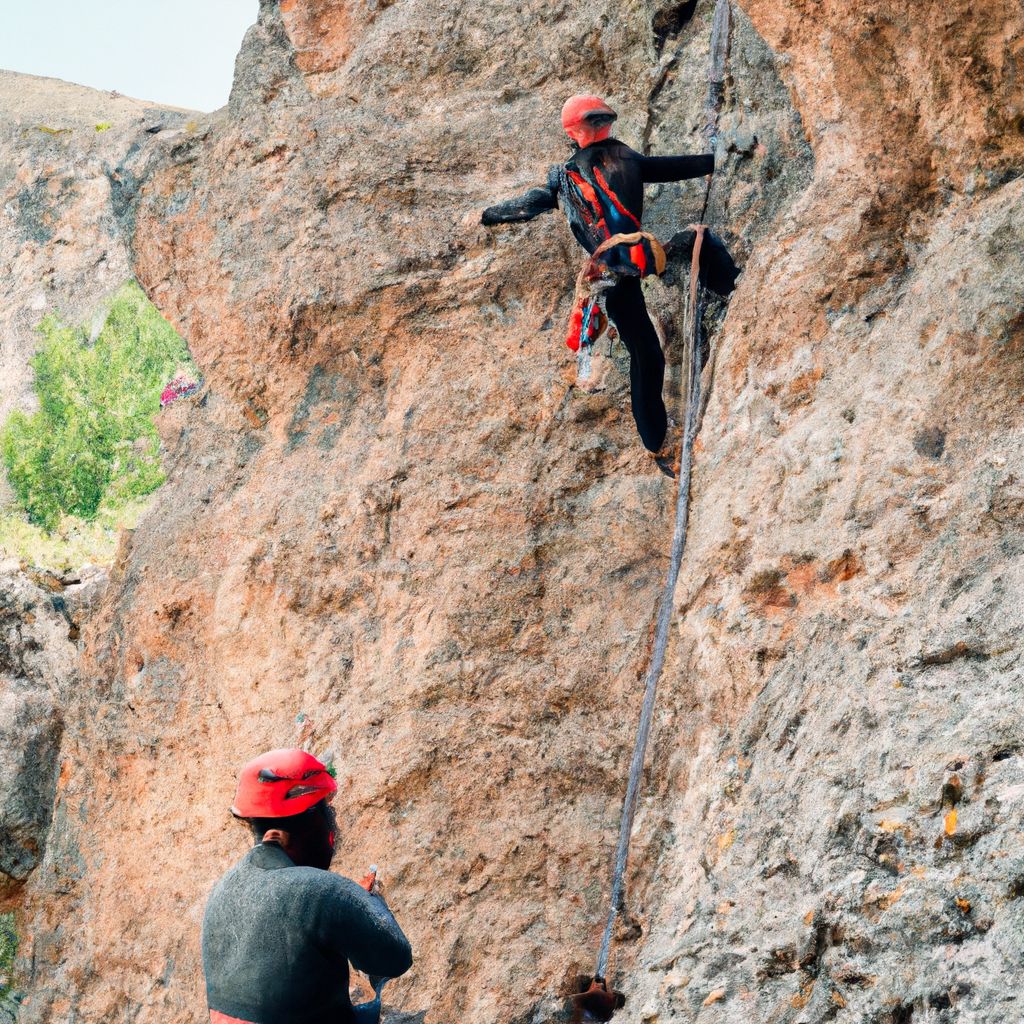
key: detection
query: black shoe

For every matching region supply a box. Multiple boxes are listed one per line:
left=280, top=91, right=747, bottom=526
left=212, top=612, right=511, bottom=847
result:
left=654, top=452, right=676, bottom=478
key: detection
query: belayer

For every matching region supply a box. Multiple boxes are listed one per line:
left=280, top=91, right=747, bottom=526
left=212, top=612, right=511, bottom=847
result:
left=481, top=95, right=738, bottom=465
left=202, top=749, right=413, bottom=1024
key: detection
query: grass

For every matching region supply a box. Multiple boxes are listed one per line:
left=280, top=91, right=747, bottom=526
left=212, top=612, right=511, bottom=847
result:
left=0, top=498, right=149, bottom=573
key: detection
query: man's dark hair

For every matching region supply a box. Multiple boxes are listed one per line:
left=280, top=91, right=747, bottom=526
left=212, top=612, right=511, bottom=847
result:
left=245, top=801, right=330, bottom=842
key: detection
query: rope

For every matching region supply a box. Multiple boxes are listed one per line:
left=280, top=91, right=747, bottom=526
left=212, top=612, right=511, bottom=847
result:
left=593, top=0, right=732, bottom=982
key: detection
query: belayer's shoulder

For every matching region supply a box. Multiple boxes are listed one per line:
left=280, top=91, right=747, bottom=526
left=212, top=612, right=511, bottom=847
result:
left=308, top=869, right=385, bottom=902
left=276, top=864, right=355, bottom=892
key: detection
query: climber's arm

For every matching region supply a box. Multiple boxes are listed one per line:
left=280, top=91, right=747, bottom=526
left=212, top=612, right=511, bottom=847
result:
left=480, top=182, right=559, bottom=226
left=636, top=152, right=715, bottom=183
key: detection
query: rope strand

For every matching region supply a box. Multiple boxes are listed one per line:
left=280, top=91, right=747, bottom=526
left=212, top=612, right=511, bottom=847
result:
left=593, top=0, right=732, bottom=982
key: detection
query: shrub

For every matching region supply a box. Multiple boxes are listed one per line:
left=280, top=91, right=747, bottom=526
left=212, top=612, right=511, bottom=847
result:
left=1, top=282, right=196, bottom=530
left=0, top=912, right=16, bottom=1003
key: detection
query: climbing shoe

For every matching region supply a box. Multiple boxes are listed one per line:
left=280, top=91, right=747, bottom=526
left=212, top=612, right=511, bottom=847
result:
left=652, top=437, right=681, bottom=478
left=654, top=452, right=676, bottom=478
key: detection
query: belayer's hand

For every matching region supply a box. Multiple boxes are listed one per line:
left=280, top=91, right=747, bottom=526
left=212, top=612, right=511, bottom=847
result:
left=359, top=865, right=387, bottom=900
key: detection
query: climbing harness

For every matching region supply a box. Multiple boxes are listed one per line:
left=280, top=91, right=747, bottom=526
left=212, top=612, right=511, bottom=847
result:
left=587, top=0, right=733, bottom=997
left=567, top=230, right=668, bottom=380
left=558, top=144, right=671, bottom=382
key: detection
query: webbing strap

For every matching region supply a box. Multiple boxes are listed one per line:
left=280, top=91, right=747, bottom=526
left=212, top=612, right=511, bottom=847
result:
left=688, top=225, right=707, bottom=321
left=572, top=231, right=668, bottom=308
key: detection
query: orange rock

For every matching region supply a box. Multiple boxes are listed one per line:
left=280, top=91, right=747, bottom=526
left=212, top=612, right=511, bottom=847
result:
left=702, top=988, right=726, bottom=1007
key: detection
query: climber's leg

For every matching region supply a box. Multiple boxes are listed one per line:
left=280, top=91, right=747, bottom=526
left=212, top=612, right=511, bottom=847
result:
left=604, top=277, right=668, bottom=452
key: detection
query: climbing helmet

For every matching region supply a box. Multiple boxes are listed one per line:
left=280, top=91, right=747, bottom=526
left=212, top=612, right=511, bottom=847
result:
left=561, top=95, right=618, bottom=147
left=230, top=748, right=338, bottom=818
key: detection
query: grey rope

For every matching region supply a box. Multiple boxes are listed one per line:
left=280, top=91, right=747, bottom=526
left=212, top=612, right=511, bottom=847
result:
left=594, top=0, right=732, bottom=981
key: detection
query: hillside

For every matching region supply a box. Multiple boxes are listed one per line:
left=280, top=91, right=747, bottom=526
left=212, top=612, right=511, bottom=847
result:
left=0, top=70, right=192, bottom=474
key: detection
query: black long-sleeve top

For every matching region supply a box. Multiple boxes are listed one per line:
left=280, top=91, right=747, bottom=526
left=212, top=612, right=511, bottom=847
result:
left=202, top=843, right=413, bottom=1024
left=481, top=138, right=713, bottom=255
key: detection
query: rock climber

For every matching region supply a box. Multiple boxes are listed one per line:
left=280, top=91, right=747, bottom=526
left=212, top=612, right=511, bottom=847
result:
left=481, top=94, right=723, bottom=465
left=202, top=748, right=413, bottom=1024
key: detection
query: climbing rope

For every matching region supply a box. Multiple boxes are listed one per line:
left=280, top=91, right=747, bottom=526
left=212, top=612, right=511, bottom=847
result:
left=593, top=0, right=732, bottom=983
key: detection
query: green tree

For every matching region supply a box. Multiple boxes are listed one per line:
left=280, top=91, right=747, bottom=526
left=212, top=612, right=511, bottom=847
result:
left=1, top=283, right=196, bottom=530
left=0, top=911, right=16, bottom=1010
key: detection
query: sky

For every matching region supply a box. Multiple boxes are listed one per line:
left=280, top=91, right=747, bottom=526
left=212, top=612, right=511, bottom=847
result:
left=0, top=0, right=259, bottom=112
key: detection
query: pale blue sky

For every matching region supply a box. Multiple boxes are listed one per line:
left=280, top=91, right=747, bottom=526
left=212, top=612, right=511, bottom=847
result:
left=0, top=0, right=259, bottom=111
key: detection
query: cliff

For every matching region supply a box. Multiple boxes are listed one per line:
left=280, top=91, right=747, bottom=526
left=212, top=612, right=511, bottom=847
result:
left=0, top=569, right=76, bottom=908
left=0, top=71, right=191, bottom=498
left=10, top=1, right=1024, bottom=1022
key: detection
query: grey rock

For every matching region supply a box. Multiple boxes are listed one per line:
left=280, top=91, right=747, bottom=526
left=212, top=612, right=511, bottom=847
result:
left=0, top=572, right=75, bottom=900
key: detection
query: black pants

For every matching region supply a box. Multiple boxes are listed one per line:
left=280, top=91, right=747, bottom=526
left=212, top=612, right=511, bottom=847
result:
left=604, top=277, right=668, bottom=452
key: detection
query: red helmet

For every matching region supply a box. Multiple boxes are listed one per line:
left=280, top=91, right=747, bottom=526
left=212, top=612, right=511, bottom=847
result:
left=561, top=95, right=617, bottom=148
left=231, top=748, right=338, bottom=818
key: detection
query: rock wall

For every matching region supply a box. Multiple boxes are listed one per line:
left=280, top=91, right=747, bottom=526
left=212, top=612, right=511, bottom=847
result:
left=0, top=570, right=77, bottom=909
left=12, top=1, right=1024, bottom=1023
left=631, top=2, right=1024, bottom=1019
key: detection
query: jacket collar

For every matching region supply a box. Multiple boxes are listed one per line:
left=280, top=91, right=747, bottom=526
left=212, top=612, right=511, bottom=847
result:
left=247, top=841, right=295, bottom=870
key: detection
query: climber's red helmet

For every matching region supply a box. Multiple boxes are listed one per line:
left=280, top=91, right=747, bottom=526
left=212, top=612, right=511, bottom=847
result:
left=561, top=95, right=618, bottom=148
left=231, top=748, right=337, bottom=819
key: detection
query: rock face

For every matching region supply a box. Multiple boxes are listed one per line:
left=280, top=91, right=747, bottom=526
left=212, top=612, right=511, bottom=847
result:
left=0, top=71, right=191, bottom=497
left=0, top=571, right=76, bottom=907
left=11, top=1, right=1024, bottom=1023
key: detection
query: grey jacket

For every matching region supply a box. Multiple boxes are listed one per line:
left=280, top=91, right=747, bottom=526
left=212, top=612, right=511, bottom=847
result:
left=202, top=843, right=413, bottom=1024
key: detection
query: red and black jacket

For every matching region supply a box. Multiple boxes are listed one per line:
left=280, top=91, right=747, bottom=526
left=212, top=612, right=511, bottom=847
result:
left=482, top=139, right=714, bottom=270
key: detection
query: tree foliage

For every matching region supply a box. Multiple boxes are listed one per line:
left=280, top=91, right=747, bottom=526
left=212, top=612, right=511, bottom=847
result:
left=0, top=911, right=16, bottom=1008
left=1, top=283, right=195, bottom=530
